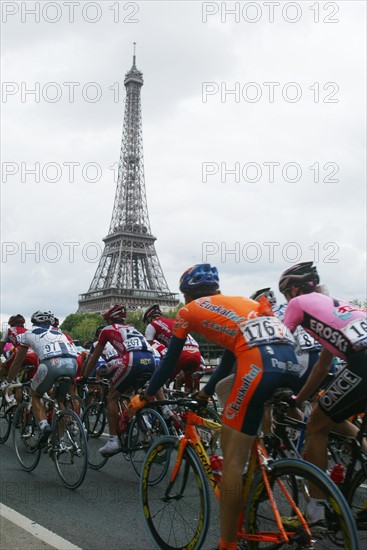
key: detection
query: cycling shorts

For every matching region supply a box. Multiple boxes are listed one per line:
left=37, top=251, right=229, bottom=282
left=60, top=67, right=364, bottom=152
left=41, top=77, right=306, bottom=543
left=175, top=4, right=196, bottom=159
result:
left=110, top=352, right=155, bottom=393
left=169, top=349, right=202, bottom=388
left=31, top=356, right=77, bottom=396
left=318, top=349, right=367, bottom=422
left=222, top=344, right=302, bottom=436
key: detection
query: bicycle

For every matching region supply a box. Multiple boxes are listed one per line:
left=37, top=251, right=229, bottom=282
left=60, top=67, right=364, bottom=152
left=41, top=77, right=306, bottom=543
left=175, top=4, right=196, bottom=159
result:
left=140, top=397, right=359, bottom=550
left=0, top=380, right=30, bottom=444
left=82, top=378, right=169, bottom=477
left=264, top=390, right=367, bottom=545
left=12, top=375, right=88, bottom=489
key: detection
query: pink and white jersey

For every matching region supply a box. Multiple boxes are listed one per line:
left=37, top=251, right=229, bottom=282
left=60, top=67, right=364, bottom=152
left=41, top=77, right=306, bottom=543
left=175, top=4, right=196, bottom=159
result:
left=4, top=326, right=27, bottom=347
left=145, top=317, right=200, bottom=352
left=17, top=326, right=78, bottom=361
left=284, top=293, right=367, bottom=360
left=98, top=324, right=153, bottom=356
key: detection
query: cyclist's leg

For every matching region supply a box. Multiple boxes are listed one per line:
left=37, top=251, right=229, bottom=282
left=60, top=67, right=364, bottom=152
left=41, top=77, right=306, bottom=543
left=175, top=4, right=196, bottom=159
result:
left=306, top=357, right=367, bottom=516
left=220, top=425, right=254, bottom=543
left=219, top=348, right=265, bottom=546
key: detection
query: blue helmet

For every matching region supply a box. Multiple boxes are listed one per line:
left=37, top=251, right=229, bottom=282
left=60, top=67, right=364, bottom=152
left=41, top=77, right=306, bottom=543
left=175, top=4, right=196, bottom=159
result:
left=179, top=264, right=219, bottom=294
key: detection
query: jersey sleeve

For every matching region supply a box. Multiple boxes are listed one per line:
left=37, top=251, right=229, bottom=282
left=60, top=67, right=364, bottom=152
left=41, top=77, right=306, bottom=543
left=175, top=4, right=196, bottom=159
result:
left=97, top=327, right=110, bottom=348
left=145, top=324, right=156, bottom=341
left=172, top=307, right=191, bottom=340
left=283, top=298, right=305, bottom=332
left=16, top=332, right=30, bottom=348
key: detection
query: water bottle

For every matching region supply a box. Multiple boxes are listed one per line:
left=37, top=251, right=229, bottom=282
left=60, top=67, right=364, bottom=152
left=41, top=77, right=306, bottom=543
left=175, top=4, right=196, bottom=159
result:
left=329, top=464, right=345, bottom=484
left=210, top=454, right=223, bottom=484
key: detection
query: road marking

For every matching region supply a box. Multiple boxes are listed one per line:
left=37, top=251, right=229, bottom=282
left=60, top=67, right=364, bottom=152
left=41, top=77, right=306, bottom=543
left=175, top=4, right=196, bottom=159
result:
left=0, top=503, right=82, bottom=550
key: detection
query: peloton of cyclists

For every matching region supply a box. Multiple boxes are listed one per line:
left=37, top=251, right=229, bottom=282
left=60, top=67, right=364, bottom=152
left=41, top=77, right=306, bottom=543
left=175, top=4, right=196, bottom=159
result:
left=3, top=310, right=78, bottom=442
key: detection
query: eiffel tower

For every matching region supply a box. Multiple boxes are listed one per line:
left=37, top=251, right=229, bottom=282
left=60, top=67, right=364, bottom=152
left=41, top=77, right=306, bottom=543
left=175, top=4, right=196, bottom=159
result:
left=78, top=46, right=179, bottom=314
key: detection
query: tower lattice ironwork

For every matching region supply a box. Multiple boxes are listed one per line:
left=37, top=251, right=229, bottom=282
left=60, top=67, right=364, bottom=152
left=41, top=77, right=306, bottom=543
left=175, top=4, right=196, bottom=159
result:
left=78, top=48, right=178, bottom=314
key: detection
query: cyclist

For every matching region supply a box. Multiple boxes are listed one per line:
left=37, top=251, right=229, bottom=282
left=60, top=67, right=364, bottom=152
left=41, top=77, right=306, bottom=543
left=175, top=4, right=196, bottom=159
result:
left=279, top=262, right=367, bottom=525
left=4, top=310, right=78, bottom=440
left=143, top=304, right=202, bottom=392
left=131, top=263, right=303, bottom=550
left=86, top=325, right=120, bottom=379
left=0, top=315, right=39, bottom=407
left=83, top=304, right=156, bottom=456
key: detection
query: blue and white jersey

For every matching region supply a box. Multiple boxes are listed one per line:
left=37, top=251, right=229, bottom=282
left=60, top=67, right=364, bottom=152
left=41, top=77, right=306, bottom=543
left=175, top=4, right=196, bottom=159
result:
left=17, top=327, right=78, bottom=361
left=272, top=303, right=321, bottom=352
left=90, top=340, right=119, bottom=362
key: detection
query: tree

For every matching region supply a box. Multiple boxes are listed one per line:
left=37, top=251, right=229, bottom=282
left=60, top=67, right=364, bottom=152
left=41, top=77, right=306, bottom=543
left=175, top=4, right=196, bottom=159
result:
left=61, top=313, right=104, bottom=344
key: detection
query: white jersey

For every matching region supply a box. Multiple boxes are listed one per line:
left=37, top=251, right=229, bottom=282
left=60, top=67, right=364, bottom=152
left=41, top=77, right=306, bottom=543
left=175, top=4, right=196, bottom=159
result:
left=17, top=326, right=78, bottom=361
left=90, top=340, right=119, bottom=362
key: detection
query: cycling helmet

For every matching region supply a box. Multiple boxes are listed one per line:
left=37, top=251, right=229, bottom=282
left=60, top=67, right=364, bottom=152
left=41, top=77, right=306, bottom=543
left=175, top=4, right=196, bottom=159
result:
left=250, top=288, right=277, bottom=306
left=94, top=325, right=105, bottom=338
left=8, top=314, right=26, bottom=327
left=31, top=310, right=55, bottom=325
left=143, top=304, right=162, bottom=324
left=52, top=317, right=60, bottom=328
left=179, top=264, right=219, bottom=294
left=103, top=304, right=126, bottom=322
left=278, top=262, right=320, bottom=294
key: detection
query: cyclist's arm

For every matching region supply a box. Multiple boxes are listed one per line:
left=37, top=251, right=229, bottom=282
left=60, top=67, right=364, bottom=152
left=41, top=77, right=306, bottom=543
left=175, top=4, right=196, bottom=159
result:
left=294, top=348, right=333, bottom=406
left=145, top=335, right=186, bottom=397
left=144, top=323, right=156, bottom=344
left=6, top=346, right=28, bottom=381
left=84, top=343, right=104, bottom=378
left=201, top=349, right=236, bottom=397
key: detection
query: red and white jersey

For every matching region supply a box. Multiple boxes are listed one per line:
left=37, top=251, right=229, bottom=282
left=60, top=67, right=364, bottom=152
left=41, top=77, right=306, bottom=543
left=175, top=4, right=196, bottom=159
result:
left=145, top=317, right=200, bottom=352
left=3, top=326, right=27, bottom=347
left=98, top=323, right=153, bottom=356
left=150, top=339, right=167, bottom=358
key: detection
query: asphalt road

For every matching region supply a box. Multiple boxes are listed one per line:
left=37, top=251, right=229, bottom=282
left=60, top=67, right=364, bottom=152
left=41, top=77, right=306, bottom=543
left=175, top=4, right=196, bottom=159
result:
left=0, top=438, right=220, bottom=550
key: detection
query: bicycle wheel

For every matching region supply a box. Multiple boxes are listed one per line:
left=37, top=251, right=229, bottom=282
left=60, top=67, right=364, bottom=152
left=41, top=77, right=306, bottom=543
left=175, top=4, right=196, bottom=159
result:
left=12, top=402, right=41, bottom=471
left=128, top=408, right=169, bottom=479
left=245, top=457, right=359, bottom=550
left=65, top=394, right=86, bottom=419
left=346, top=467, right=367, bottom=546
left=140, top=435, right=210, bottom=550
left=0, top=399, right=12, bottom=443
left=82, top=402, right=109, bottom=470
left=52, top=408, right=88, bottom=489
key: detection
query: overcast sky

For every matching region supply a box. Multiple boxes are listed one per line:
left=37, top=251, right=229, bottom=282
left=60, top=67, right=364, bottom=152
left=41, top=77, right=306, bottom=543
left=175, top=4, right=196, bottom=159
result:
left=1, top=0, right=366, bottom=328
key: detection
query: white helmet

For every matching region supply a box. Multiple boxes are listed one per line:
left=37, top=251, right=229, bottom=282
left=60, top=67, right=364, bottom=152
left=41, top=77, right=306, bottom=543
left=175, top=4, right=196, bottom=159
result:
left=31, top=310, right=55, bottom=325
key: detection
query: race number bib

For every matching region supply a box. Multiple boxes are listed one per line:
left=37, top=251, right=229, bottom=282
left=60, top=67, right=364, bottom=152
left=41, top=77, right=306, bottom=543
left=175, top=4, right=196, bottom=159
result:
left=341, top=318, right=367, bottom=351
left=240, top=317, right=295, bottom=348
left=43, top=340, right=77, bottom=359
left=294, top=328, right=321, bottom=351
left=124, top=336, right=144, bottom=352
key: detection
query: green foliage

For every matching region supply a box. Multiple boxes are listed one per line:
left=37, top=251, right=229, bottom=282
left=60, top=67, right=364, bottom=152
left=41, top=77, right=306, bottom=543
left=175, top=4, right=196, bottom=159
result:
left=61, top=313, right=104, bottom=344
left=59, top=305, right=184, bottom=346
left=350, top=298, right=367, bottom=309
